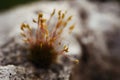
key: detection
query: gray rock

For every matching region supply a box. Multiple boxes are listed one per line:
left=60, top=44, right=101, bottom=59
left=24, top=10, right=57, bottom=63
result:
left=0, top=65, right=25, bottom=80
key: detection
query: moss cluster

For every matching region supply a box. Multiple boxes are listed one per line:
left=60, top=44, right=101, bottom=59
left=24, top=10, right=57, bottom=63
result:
left=20, top=9, right=75, bottom=68
left=28, top=43, right=57, bottom=68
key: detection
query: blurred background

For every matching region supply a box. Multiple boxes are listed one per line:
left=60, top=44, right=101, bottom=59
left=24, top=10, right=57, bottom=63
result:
left=0, top=0, right=120, bottom=12
left=0, top=0, right=120, bottom=80
left=0, top=0, right=39, bottom=12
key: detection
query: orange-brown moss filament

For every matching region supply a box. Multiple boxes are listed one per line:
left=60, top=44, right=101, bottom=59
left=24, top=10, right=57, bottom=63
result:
left=20, top=9, right=75, bottom=68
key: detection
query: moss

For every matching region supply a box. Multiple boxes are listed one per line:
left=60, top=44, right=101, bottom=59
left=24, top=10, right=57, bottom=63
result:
left=28, top=43, right=57, bottom=68
left=20, top=9, right=75, bottom=68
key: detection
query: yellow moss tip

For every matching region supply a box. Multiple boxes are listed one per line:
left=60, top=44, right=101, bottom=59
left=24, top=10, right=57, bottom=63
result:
left=62, top=13, right=65, bottom=19
left=38, top=13, right=43, bottom=18
left=21, top=23, right=31, bottom=31
left=69, top=24, right=75, bottom=33
left=67, top=16, right=72, bottom=22
left=33, top=19, right=37, bottom=23
left=51, top=9, right=56, bottom=17
left=21, top=23, right=25, bottom=30
left=26, top=24, right=31, bottom=30
left=73, top=59, right=79, bottom=64
left=63, top=45, right=69, bottom=52
left=41, top=18, right=47, bottom=23
left=69, top=24, right=75, bottom=30
left=22, top=38, right=29, bottom=43
left=20, top=32, right=26, bottom=37
left=58, top=10, right=62, bottom=16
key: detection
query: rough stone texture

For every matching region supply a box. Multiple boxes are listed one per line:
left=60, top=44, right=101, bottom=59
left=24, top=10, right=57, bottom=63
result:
left=0, top=65, right=25, bottom=80
left=0, top=38, right=73, bottom=80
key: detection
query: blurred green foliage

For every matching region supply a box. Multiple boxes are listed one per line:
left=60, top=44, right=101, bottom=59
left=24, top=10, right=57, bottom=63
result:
left=0, top=0, right=39, bottom=12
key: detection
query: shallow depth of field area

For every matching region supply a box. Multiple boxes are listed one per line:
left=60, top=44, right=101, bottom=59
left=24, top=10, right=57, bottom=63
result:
left=0, top=0, right=120, bottom=80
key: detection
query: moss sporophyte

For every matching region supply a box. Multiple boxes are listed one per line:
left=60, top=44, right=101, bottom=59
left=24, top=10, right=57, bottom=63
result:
left=20, top=9, right=78, bottom=68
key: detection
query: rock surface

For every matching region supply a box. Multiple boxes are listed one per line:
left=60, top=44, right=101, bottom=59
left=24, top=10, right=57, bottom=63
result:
left=0, top=65, right=25, bottom=80
left=0, top=38, right=73, bottom=80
